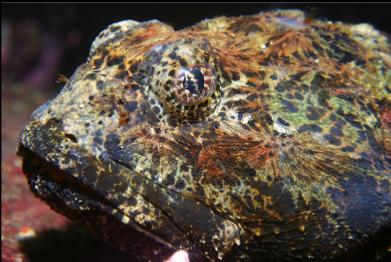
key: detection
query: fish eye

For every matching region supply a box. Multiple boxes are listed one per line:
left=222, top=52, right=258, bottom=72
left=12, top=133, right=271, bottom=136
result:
left=148, top=39, right=221, bottom=121
left=173, top=65, right=216, bottom=105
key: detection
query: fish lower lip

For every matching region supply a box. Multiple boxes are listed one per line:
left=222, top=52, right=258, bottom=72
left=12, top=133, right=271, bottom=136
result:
left=16, top=120, right=138, bottom=226
left=17, top=144, right=111, bottom=214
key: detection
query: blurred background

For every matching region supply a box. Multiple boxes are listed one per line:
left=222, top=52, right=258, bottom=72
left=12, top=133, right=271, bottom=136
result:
left=2, top=3, right=390, bottom=262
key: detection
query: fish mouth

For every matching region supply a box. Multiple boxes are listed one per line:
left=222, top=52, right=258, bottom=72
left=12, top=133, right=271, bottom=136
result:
left=17, top=119, right=197, bottom=260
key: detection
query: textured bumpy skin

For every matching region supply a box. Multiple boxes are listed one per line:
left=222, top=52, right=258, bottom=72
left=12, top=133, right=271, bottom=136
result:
left=18, top=10, right=391, bottom=261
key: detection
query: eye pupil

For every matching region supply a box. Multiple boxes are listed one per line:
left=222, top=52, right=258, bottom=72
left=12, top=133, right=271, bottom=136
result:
left=182, top=67, right=205, bottom=96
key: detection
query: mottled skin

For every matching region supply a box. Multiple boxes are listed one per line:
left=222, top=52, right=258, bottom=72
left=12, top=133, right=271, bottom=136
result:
left=18, top=10, right=391, bottom=261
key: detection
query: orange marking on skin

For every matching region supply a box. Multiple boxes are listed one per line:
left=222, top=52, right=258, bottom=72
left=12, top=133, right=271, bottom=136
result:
left=118, top=110, right=130, bottom=127
left=266, top=30, right=312, bottom=57
left=333, top=89, right=351, bottom=95
left=197, top=147, right=225, bottom=178
left=246, top=145, right=273, bottom=169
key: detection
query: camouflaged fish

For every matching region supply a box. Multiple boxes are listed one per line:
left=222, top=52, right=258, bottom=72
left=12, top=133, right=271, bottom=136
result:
left=17, top=9, right=391, bottom=261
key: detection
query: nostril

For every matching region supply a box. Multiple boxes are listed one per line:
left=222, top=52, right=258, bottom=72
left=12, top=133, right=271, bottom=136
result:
left=46, top=118, right=61, bottom=125
left=65, top=133, right=77, bottom=143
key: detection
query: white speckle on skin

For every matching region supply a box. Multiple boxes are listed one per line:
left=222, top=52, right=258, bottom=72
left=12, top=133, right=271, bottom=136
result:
left=312, top=131, right=326, bottom=143
left=164, top=250, right=190, bottom=262
left=17, top=226, right=36, bottom=240
left=241, top=114, right=252, bottom=124
left=153, top=45, right=163, bottom=52
left=273, top=119, right=291, bottom=135
left=121, top=215, right=130, bottom=224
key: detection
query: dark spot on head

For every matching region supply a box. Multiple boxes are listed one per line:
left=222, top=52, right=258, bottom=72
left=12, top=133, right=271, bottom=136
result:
left=164, top=173, right=175, bottom=186
left=341, top=146, right=355, bottom=152
left=238, top=55, right=249, bottom=61
left=292, top=51, right=302, bottom=60
left=218, top=112, right=226, bottom=120
left=231, top=71, right=240, bottom=81
left=85, top=73, right=97, bottom=80
left=248, top=119, right=259, bottom=130
left=104, top=133, right=121, bottom=157
left=366, top=129, right=381, bottom=152
left=247, top=81, right=257, bottom=87
left=125, top=101, right=138, bottom=112
left=259, top=83, right=269, bottom=90
left=129, top=61, right=140, bottom=73
left=107, top=56, right=124, bottom=67
left=357, top=130, right=367, bottom=142
left=281, top=56, right=291, bottom=65
left=277, top=117, right=290, bottom=126
left=270, top=74, right=278, bottom=80
left=337, top=93, right=355, bottom=103
left=317, top=90, right=330, bottom=107
left=324, top=134, right=341, bottom=145
left=275, top=82, right=287, bottom=92
left=330, top=126, right=343, bottom=137
left=110, top=25, right=121, bottom=32
left=306, top=106, right=321, bottom=121
left=167, top=117, right=178, bottom=127
left=258, top=70, right=266, bottom=79
left=114, top=70, right=129, bottom=79
left=201, top=131, right=218, bottom=139
left=294, top=92, right=304, bottom=100
left=313, top=41, right=323, bottom=52
left=93, top=57, right=104, bottom=68
left=179, top=58, right=188, bottom=67
left=310, top=72, right=324, bottom=92
left=338, top=111, right=362, bottom=129
left=168, top=51, right=179, bottom=61
left=244, top=70, right=257, bottom=78
left=175, top=179, right=186, bottom=190
left=152, top=106, right=161, bottom=115
left=282, top=99, right=298, bottom=113
left=298, top=124, right=322, bottom=133
left=93, top=136, right=103, bottom=145
left=264, top=113, right=273, bottom=125
left=169, top=69, right=176, bottom=77
left=131, top=84, right=140, bottom=91
left=329, top=114, right=337, bottom=121
left=248, top=94, right=258, bottom=101
left=96, top=80, right=105, bottom=90
left=329, top=43, right=355, bottom=64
